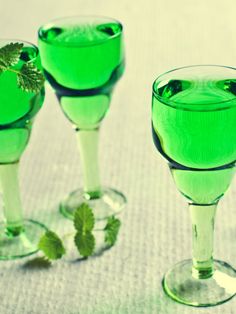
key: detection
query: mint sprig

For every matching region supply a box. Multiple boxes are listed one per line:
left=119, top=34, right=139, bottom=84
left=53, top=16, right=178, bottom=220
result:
left=0, top=42, right=23, bottom=71
left=17, top=62, right=45, bottom=93
left=74, top=204, right=95, bottom=257
left=38, top=204, right=122, bottom=261
left=0, top=42, right=45, bottom=93
left=104, top=216, right=121, bottom=247
left=74, top=231, right=95, bottom=257
left=73, top=203, right=95, bottom=233
left=73, top=204, right=121, bottom=257
left=38, top=230, right=66, bottom=260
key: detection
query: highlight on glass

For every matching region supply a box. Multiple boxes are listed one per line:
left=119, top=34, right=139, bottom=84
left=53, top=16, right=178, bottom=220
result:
left=152, top=65, right=236, bottom=307
left=38, top=16, right=126, bottom=221
left=0, top=40, right=47, bottom=259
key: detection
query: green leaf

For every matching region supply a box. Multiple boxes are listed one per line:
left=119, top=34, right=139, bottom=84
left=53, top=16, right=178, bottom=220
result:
left=0, top=42, right=23, bottom=72
left=74, top=203, right=95, bottom=233
left=104, top=216, right=121, bottom=247
left=17, top=62, right=45, bottom=93
left=0, top=42, right=45, bottom=93
left=38, top=230, right=66, bottom=260
left=74, top=231, right=95, bottom=257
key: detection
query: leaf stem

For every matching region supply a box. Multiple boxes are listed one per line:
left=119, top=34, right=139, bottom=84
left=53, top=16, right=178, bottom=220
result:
left=7, top=67, right=20, bottom=75
left=1, top=66, right=21, bottom=76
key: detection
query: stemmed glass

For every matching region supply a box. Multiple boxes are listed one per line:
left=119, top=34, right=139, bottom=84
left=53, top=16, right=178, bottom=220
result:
left=38, top=16, right=126, bottom=220
left=0, top=40, right=47, bottom=259
left=152, top=65, right=236, bottom=306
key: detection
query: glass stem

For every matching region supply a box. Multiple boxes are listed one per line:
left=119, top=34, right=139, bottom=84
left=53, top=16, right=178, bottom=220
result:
left=76, top=128, right=101, bottom=197
left=189, top=203, right=217, bottom=279
left=0, top=163, right=24, bottom=235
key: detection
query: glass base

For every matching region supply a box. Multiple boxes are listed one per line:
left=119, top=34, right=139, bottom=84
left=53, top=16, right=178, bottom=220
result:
left=163, top=259, right=236, bottom=307
left=0, top=219, right=47, bottom=260
left=60, top=187, right=127, bottom=220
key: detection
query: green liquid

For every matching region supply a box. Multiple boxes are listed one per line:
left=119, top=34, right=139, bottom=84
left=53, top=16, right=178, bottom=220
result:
left=38, top=19, right=124, bottom=129
left=0, top=45, right=44, bottom=163
left=152, top=79, right=236, bottom=204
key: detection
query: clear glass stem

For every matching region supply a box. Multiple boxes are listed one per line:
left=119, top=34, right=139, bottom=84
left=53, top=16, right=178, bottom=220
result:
left=76, top=128, right=101, bottom=197
left=189, top=203, right=217, bottom=279
left=0, top=162, right=24, bottom=235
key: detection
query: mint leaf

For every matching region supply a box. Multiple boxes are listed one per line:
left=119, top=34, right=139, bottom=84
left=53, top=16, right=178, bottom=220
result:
left=17, top=62, right=45, bottom=93
left=104, top=216, right=121, bottom=247
left=74, top=231, right=95, bottom=257
left=0, top=42, right=45, bottom=93
left=73, top=204, right=96, bottom=257
left=38, top=230, right=66, bottom=260
left=74, top=203, right=95, bottom=233
left=0, top=42, right=23, bottom=72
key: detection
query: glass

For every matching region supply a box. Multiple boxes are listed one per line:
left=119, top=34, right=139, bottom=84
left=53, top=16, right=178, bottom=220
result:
left=0, top=40, right=47, bottom=259
left=152, top=65, right=236, bottom=306
left=38, top=16, right=126, bottom=220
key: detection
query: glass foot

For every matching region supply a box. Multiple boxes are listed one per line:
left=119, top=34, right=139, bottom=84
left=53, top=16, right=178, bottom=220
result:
left=163, top=259, right=236, bottom=307
left=60, top=187, right=127, bottom=220
left=0, top=219, right=47, bottom=260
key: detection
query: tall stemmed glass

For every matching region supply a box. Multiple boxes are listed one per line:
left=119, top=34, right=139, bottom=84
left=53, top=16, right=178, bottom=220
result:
left=38, top=16, right=126, bottom=220
left=0, top=40, right=47, bottom=259
left=152, top=65, right=236, bottom=306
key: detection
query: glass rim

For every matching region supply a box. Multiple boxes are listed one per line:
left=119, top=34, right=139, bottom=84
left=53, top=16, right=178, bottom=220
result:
left=0, top=39, right=39, bottom=63
left=38, top=15, right=123, bottom=48
left=152, top=64, right=236, bottom=108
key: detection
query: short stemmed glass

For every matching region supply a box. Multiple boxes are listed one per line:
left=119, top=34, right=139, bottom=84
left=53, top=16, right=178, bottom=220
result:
left=152, top=65, right=236, bottom=306
left=38, top=16, right=126, bottom=220
left=0, top=40, right=47, bottom=259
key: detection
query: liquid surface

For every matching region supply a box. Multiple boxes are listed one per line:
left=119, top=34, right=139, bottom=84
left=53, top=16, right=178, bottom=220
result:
left=0, top=45, right=44, bottom=163
left=38, top=20, right=124, bottom=90
left=38, top=19, right=124, bottom=129
left=152, top=78, right=236, bottom=203
left=43, top=22, right=121, bottom=45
